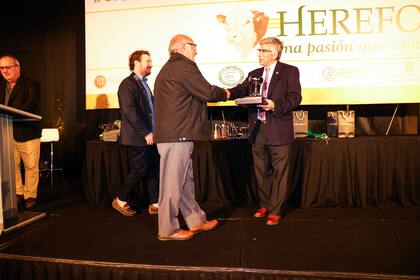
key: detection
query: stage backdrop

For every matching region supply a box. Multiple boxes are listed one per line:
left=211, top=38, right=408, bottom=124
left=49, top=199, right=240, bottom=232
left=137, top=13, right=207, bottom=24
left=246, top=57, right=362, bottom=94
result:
left=85, top=0, right=420, bottom=109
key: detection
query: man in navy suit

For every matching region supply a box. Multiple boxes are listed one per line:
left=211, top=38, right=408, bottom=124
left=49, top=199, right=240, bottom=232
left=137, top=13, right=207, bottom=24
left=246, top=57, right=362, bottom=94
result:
left=0, top=54, right=41, bottom=209
left=229, top=37, right=302, bottom=225
left=112, top=50, right=159, bottom=216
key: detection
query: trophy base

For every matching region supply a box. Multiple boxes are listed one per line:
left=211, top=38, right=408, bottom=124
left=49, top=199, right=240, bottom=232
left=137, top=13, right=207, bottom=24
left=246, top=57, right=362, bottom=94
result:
left=235, top=96, right=267, bottom=106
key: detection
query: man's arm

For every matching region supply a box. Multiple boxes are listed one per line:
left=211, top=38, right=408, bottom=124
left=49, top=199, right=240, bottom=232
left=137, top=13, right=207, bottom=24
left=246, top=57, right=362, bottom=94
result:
left=19, top=79, right=40, bottom=114
left=272, top=66, right=302, bottom=116
left=181, top=63, right=228, bottom=102
left=118, top=80, right=150, bottom=138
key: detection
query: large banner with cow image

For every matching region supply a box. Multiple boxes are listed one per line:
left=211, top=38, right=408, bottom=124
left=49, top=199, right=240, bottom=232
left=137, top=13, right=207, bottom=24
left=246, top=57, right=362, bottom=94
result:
left=85, top=0, right=420, bottom=109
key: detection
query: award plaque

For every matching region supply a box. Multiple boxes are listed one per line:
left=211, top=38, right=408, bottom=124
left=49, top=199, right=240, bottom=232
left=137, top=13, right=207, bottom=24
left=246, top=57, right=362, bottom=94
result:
left=234, top=76, right=267, bottom=106
left=235, top=96, right=266, bottom=105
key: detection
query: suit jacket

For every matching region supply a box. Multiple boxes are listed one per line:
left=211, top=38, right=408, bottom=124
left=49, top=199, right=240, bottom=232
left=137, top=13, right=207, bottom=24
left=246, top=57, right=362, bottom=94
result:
left=154, top=53, right=227, bottom=143
left=230, top=62, right=302, bottom=145
left=0, top=76, right=41, bottom=142
left=117, top=72, right=153, bottom=146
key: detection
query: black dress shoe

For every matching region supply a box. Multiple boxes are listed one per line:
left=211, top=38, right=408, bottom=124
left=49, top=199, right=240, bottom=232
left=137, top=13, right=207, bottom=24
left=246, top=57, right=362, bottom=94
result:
left=16, top=195, right=25, bottom=209
left=25, top=197, right=37, bottom=208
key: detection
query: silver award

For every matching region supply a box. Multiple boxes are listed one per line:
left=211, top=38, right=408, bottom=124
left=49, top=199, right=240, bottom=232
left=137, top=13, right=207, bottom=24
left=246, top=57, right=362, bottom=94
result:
left=235, top=76, right=266, bottom=106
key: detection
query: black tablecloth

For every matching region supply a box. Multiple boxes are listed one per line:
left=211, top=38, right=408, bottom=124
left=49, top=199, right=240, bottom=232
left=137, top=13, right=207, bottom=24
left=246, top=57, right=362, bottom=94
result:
left=84, top=136, right=420, bottom=208
left=290, top=136, right=420, bottom=208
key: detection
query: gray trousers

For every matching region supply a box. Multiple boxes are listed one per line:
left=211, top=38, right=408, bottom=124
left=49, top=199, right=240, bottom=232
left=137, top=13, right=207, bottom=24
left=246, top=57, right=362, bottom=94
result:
left=157, top=142, right=206, bottom=237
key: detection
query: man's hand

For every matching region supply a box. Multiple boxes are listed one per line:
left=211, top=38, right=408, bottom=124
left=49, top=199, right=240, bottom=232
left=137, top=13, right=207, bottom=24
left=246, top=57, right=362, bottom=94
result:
left=225, top=89, right=231, bottom=100
left=145, top=132, right=154, bottom=145
left=257, top=99, right=275, bottom=111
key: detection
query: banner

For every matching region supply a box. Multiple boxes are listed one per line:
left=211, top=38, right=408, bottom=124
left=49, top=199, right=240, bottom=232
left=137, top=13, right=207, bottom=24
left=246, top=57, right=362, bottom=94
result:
left=85, top=0, right=420, bottom=109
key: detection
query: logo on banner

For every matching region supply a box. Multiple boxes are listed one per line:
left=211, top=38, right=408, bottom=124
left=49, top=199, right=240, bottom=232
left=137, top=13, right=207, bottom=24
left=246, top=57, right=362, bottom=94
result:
left=94, top=75, right=107, bottom=88
left=323, top=67, right=337, bottom=81
left=218, top=66, right=244, bottom=87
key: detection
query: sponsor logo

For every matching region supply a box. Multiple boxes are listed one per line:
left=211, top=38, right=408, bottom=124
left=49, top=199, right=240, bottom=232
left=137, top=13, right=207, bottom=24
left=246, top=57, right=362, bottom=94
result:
left=323, top=67, right=337, bottom=81
left=218, top=66, right=244, bottom=87
left=94, top=75, right=106, bottom=88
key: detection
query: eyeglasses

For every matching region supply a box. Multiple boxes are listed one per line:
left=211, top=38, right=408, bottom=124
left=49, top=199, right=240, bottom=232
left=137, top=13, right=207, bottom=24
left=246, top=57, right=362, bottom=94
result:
left=257, top=49, right=271, bottom=53
left=184, top=42, right=197, bottom=47
left=0, top=65, right=18, bottom=71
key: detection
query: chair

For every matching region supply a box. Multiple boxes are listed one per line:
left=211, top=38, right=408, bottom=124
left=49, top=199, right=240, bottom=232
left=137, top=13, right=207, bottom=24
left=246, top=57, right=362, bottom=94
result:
left=40, top=128, right=63, bottom=187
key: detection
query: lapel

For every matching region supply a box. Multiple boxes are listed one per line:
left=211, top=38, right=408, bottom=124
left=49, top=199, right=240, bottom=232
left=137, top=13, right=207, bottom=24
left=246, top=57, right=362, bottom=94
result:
left=6, top=78, right=23, bottom=106
left=131, top=72, right=152, bottom=113
left=131, top=73, right=148, bottom=99
left=0, top=81, right=5, bottom=103
left=267, top=62, right=282, bottom=99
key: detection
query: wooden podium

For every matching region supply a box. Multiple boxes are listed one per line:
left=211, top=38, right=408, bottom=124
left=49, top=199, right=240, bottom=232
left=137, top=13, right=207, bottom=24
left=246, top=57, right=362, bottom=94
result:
left=0, top=104, right=46, bottom=235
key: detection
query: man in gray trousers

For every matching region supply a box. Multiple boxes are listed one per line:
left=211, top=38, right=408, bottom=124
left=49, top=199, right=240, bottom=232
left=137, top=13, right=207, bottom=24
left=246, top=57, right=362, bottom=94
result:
left=154, top=34, right=230, bottom=241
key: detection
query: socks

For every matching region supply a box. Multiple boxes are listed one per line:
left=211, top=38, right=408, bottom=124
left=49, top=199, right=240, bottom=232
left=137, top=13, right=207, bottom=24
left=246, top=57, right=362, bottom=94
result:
left=117, top=197, right=127, bottom=208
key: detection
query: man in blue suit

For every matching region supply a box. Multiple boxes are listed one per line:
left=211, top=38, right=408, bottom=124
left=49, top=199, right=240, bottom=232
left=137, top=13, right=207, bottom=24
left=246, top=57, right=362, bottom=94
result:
left=229, top=37, right=302, bottom=225
left=112, top=50, right=159, bottom=216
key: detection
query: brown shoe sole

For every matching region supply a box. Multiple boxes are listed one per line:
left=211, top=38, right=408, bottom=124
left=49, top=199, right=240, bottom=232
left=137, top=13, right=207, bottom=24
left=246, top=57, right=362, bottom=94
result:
left=191, top=220, right=218, bottom=234
left=158, top=231, right=193, bottom=241
left=112, top=200, right=136, bottom=216
left=148, top=206, right=158, bottom=215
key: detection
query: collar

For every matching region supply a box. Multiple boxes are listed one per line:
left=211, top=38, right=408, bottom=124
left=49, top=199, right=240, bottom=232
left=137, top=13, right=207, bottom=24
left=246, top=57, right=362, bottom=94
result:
left=265, top=61, right=277, bottom=73
left=134, top=72, right=147, bottom=82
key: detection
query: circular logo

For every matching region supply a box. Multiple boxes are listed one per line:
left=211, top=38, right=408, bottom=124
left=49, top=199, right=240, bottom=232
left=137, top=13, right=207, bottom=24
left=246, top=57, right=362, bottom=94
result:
left=218, top=66, right=244, bottom=87
left=94, top=75, right=106, bottom=88
left=323, top=67, right=337, bottom=81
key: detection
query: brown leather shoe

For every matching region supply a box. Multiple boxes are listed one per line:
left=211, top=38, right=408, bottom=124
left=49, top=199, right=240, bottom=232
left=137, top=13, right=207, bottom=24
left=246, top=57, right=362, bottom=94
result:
left=25, top=197, right=37, bottom=208
left=148, top=204, right=158, bottom=215
left=190, top=219, right=218, bottom=234
left=254, top=207, right=267, bottom=218
left=266, top=214, right=281, bottom=225
left=158, top=230, right=194, bottom=241
left=112, top=198, right=136, bottom=216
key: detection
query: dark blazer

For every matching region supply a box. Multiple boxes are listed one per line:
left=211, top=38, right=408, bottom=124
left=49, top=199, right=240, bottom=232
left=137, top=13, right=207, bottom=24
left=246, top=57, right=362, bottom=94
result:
left=117, top=72, right=153, bottom=147
left=230, top=62, right=302, bottom=145
left=154, top=53, right=227, bottom=143
left=0, top=76, right=41, bottom=142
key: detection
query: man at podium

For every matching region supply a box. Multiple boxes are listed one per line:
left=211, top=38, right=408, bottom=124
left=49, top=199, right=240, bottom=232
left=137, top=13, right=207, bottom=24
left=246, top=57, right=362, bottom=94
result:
left=0, top=55, right=41, bottom=209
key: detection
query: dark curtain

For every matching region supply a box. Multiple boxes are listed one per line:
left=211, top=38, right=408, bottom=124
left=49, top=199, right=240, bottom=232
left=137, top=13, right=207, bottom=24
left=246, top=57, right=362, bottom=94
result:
left=84, top=137, right=420, bottom=208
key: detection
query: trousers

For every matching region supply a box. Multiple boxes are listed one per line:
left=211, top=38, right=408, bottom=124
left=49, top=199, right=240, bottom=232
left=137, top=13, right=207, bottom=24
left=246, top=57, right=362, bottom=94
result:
left=14, top=138, right=41, bottom=199
left=157, top=142, right=206, bottom=237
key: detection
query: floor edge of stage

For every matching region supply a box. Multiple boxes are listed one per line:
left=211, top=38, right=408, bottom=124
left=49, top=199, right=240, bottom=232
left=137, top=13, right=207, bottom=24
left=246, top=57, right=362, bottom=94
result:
left=0, top=253, right=418, bottom=280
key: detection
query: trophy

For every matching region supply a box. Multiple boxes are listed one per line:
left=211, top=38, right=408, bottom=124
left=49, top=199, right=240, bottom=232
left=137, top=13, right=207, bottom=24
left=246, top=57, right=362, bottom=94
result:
left=235, top=75, right=267, bottom=106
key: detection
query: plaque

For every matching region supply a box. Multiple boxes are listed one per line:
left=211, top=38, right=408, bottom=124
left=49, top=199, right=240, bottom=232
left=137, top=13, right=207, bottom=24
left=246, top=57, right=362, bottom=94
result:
left=234, top=76, right=267, bottom=106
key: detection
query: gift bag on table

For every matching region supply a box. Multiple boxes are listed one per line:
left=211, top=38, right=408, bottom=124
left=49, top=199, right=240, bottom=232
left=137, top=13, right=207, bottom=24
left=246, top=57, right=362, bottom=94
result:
left=292, top=110, right=308, bottom=138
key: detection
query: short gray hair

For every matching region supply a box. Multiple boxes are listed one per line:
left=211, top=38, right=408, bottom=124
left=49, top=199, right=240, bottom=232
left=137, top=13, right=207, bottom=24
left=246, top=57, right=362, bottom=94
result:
left=0, top=54, right=20, bottom=66
left=260, top=37, right=283, bottom=60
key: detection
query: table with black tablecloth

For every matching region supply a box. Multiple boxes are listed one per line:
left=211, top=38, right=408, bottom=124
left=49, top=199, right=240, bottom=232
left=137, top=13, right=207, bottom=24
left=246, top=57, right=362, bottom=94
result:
left=84, top=136, right=420, bottom=208
left=290, top=136, right=420, bottom=208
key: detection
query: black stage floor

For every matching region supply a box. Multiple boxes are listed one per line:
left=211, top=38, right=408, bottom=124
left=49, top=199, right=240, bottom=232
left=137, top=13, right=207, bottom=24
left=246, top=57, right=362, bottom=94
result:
left=1, top=185, right=420, bottom=280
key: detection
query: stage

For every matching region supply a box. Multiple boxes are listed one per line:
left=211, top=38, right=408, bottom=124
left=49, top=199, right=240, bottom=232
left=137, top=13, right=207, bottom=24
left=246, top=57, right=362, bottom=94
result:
left=0, top=189, right=419, bottom=279
left=1, top=136, right=420, bottom=279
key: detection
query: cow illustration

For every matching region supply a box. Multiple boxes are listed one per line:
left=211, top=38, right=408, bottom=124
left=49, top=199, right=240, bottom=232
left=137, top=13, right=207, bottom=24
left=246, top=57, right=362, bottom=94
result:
left=217, top=9, right=269, bottom=59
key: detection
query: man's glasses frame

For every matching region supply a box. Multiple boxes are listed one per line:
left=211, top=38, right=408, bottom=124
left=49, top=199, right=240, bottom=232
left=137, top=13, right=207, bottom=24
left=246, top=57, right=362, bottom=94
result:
left=0, top=65, right=18, bottom=71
